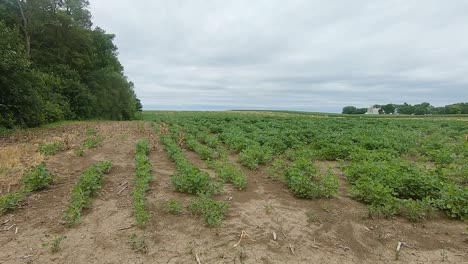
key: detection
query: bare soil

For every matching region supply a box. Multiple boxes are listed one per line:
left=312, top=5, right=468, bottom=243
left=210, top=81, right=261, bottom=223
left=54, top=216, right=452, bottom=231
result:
left=0, top=121, right=467, bottom=264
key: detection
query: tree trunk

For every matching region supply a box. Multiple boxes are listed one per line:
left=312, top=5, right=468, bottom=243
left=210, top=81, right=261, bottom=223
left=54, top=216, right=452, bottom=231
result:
left=16, top=0, right=30, bottom=57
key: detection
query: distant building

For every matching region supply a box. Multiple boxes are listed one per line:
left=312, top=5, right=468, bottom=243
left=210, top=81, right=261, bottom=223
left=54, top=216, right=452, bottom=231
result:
left=366, top=105, right=381, bottom=114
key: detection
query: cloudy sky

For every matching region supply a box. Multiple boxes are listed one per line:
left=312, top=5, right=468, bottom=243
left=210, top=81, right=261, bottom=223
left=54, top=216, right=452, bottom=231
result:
left=89, top=0, right=468, bottom=112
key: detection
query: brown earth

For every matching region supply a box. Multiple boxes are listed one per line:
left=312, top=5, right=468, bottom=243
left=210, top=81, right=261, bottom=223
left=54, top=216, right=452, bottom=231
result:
left=0, top=121, right=467, bottom=264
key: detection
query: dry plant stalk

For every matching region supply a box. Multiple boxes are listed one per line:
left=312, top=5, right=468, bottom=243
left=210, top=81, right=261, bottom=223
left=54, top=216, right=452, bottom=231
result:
left=160, top=123, right=169, bottom=135
left=233, top=230, right=249, bottom=247
left=177, top=132, right=185, bottom=148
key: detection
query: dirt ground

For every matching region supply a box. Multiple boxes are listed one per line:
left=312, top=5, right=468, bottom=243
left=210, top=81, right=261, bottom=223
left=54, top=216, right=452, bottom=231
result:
left=0, top=121, right=467, bottom=264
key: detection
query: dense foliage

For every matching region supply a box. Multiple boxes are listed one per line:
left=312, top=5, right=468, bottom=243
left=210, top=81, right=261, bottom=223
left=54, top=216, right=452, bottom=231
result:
left=146, top=111, right=467, bottom=221
left=343, top=102, right=468, bottom=115
left=0, top=0, right=141, bottom=128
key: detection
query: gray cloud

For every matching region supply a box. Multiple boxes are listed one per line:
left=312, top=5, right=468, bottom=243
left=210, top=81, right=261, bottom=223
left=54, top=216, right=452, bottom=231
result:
left=90, top=0, right=468, bottom=112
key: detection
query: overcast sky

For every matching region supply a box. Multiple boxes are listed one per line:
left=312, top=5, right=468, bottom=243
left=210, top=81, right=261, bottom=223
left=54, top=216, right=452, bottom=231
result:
left=89, top=0, right=468, bottom=112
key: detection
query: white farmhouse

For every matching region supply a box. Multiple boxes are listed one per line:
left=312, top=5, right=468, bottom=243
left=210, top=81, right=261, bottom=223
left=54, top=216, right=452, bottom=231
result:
left=366, top=105, right=381, bottom=114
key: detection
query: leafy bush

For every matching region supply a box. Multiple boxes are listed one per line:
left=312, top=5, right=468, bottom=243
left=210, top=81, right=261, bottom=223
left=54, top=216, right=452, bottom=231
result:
left=436, top=184, right=468, bottom=221
left=284, top=158, right=339, bottom=198
left=38, top=142, right=64, bottom=155
left=239, top=144, right=273, bottom=169
left=164, top=199, right=183, bottom=215
left=172, top=167, right=219, bottom=195
left=350, top=177, right=395, bottom=205
left=189, top=195, right=229, bottom=227
left=0, top=192, right=23, bottom=214
left=63, top=161, right=112, bottom=226
left=210, top=160, right=247, bottom=190
left=21, top=162, right=55, bottom=192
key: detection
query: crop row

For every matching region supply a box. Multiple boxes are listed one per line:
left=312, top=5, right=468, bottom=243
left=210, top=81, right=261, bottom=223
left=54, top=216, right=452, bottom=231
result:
left=181, top=128, right=247, bottom=190
left=132, top=139, right=154, bottom=227
left=63, top=160, right=113, bottom=227
left=159, top=130, right=220, bottom=195
left=159, top=126, right=229, bottom=226
left=0, top=163, right=55, bottom=214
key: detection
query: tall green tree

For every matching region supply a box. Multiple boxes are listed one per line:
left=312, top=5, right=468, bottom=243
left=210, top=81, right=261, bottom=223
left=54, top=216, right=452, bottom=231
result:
left=0, top=0, right=141, bottom=128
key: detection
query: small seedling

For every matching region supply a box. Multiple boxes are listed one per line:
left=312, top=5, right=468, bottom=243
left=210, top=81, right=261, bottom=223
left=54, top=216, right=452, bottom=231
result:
left=74, top=146, right=85, bottom=156
left=0, top=192, right=23, bottom=215
left=86, top=128, right=97, bottom=135
left=129, top=233, right=147, bottom=254
left=440, top=249, right=448, bottom=262
left=21, top=162, right=55, bottom=192
left=164, top=199, right=183, bottom=215
left=264, top=203, right=274, bottom=215
left=43, top=235, right=67, bottom=253
left=38, top=142, right=64, bottom=156
left=306, top=210, right=319, bottom=223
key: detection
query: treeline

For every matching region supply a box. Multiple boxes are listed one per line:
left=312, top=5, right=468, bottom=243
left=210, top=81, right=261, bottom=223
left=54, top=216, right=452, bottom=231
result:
left=0, top=0, right=142, bottom=128
left=342, top=102, right=468, bottom=115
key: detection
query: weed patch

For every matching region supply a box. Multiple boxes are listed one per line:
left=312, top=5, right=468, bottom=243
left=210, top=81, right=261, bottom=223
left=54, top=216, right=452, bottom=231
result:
left=164, top=199, right=183, bottom=215
left=189, top=195, right=229, bottom=227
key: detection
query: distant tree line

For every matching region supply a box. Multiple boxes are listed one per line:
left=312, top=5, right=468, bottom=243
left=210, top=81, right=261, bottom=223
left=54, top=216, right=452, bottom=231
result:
left=342, top=102, right=468, bottom=115
left=0, top=0, right=142, bottom=128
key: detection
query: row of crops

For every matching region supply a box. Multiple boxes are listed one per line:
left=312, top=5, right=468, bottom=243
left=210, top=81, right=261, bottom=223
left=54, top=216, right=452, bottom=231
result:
left=146, top=111, right=467, bottom=222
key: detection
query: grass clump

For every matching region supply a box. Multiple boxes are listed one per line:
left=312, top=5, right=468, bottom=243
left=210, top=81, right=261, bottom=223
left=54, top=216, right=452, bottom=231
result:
left=164, top=199, right=183, bottom=215
left=43, top=234, right=67, bottom=253
left=189, top=195, right=229, bottom=227
left=63, top=160, right=112, bottom=227
left=38, top=142, right=64, bottom=156
left=131, top=139, right=153, bottom=227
